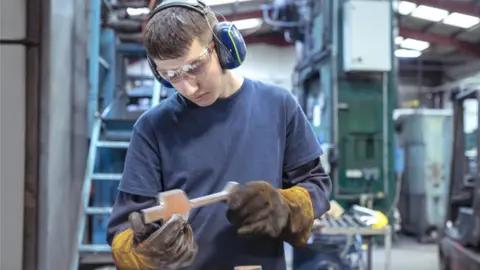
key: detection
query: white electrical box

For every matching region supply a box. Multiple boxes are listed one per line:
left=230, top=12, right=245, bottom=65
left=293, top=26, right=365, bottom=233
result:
left=343, top=0, right=392, bottom=72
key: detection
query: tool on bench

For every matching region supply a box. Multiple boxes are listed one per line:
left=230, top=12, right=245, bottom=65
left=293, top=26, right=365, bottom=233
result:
left=141, top=181, right=239, bottom=224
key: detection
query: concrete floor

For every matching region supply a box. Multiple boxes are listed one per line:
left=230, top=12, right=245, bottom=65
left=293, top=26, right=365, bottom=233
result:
left=372, top=237, right=439, bottom=270
left=97, top=237, right=440, bottom=270
left=286, top=236, right=440, bottom=270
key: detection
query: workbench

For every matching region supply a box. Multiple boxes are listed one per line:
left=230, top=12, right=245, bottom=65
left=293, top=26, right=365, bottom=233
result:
left=312, top=214, right=392, bottom=270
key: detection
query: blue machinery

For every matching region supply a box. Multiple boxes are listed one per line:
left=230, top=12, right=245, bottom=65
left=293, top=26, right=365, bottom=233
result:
left=264, top=0, right=397, bottom=210
left=264, top=0, right=397, bottom=269
left=70, top=1, right=170, bottom=269
left=268, top=0, right=397, bottom=208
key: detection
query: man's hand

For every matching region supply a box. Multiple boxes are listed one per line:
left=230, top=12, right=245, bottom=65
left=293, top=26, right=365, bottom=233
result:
left=130, top=213, right=197, bottom=269
left=226, top=181, right=290, bottom=238
left=112, top=213, right=197, bottom=270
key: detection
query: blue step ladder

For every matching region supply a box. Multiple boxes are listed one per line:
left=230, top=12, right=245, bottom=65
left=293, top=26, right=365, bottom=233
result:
left=71, top=81, right=164, bottom=270
left=70, top=0, right=171, bottom=267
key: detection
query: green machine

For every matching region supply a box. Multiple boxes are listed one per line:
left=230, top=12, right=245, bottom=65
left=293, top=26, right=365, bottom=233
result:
left=278, top=0, right=397, bottom=214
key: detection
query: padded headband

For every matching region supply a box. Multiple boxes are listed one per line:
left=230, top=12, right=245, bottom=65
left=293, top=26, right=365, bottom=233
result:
left=148, top=0, right=208, bottom=21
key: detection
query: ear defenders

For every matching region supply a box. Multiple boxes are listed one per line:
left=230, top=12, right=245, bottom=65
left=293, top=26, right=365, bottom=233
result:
left=146, top=0, right=248, bottom=88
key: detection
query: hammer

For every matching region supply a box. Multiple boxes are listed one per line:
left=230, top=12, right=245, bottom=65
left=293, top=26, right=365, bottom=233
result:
left=141, top=181, right=239, bottom=224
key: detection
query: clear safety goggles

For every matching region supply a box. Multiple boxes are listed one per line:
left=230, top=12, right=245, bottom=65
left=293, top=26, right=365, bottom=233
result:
left=157, top=42, right=215, bottom=83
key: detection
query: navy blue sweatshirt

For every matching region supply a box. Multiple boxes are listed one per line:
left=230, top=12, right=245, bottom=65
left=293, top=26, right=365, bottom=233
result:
left=107, top=78, right=331, bottom=270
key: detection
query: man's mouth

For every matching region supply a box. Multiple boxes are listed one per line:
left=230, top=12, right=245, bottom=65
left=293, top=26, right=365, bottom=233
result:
left=194, top=93, right=208, bottom=100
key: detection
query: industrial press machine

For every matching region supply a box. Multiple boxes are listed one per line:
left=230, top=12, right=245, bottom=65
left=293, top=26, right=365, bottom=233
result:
left=268, top=0, right=397, bottom=216
left=266, top=0, right=397, bottom=269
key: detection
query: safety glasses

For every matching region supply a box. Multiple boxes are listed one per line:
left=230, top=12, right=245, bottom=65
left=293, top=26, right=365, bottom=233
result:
left=157, top=42, right=215, bottom=83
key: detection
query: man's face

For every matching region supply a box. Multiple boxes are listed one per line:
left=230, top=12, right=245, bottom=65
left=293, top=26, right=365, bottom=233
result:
left=153, top=39, right=224, bottom=107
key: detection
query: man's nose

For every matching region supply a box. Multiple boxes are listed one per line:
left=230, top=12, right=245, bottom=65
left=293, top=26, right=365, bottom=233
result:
left=176, top=78, right=199, bottom=97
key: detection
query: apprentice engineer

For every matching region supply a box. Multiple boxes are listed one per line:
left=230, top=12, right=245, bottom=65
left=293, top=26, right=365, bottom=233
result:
left=106, top=0, right=332, bottom=269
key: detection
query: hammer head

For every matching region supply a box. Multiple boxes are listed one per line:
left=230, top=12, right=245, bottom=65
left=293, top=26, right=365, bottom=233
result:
left=141, top=190, right=191, bottom=224
left=158, top=189, right=192, bottom=219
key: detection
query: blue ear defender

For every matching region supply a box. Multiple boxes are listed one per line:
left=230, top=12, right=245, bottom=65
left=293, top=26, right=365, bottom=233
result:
left=145, top=0, right=248, bottom=88
left=213, top=22, right=247, bottom=70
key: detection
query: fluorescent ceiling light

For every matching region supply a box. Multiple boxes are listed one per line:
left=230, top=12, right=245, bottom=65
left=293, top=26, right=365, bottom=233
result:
left=395, top=36, right=404, bottom=45
left=233, top=18, right=262, bottom=30
left=395, top=49, right=421, bottom=58
left=411, top=5, right=449, bottom=22
left=400, top=38, right=430, bottom=51
left=126, top=7, right=150, bottom=16
left=206, top=0, right=251, bottom=6
left=443, top=12, right=480, bottom=29
left=397, top=1, right=417, bottom=15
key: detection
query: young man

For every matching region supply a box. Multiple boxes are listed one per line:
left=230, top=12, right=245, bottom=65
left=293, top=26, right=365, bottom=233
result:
left=106, top=1, right=331, bottom=269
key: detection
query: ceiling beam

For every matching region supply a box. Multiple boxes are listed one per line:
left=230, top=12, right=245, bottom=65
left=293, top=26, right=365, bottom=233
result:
left=226, top=1, right=480, bottom=21
left=399, top=27, right=480, bottom=58
left=221, top=9, right=480, bottom=52
left=408, top=0, right=480, bottom=17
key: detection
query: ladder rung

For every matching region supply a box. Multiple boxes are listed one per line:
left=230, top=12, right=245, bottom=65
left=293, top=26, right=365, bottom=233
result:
left=98, top=57, right=110, bottom=70
left=96, top=141, right=129, bottom=148
left=86, top=207, right=112, bottom=215
left=78, top=244, right=112, bottom=253
left=92, top=173, right=122, bottom=181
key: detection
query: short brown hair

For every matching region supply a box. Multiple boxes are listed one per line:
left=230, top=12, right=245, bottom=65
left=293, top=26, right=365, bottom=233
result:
left=144, top=6, right=218, bottom=60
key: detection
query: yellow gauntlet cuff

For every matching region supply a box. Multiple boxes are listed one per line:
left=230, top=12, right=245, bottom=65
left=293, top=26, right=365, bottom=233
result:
left=111, top=228, right=156, bottom=270
left=278, top=186, right=314, bottom=247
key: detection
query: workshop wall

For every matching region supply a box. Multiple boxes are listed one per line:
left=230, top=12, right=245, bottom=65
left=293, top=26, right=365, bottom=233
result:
left=444, top=60, right=480, bottom=82
left=398, top=68, right=480, bottom=134
left=448, top=70, right=480, bottom=90
left=397, top=66, right=480, bottom=110
left=0, top=0, right=27, bottom=269
left=36, top=0, right=89, bottom=269
left=234, top=44, right=296, bottom=90
left=397, top=84, right=433, bottom=106
left=127, top=44, right=297, bottom=91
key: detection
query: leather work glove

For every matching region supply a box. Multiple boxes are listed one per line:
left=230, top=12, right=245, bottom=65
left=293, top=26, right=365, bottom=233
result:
left=111, top=213, right=197, bottom=270
left=226, top=181, right=315, bottom=247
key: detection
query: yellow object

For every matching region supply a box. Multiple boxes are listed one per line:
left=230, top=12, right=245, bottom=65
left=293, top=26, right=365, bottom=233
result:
left=111, top=228, right=157, bottom=270
left=371, top=211, right=389, bottom=229
left=278, top=186, right=315, bottom=247
left=402, top=99, right=420, bottom=108
left=326, top=200, right=344, bottom=219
